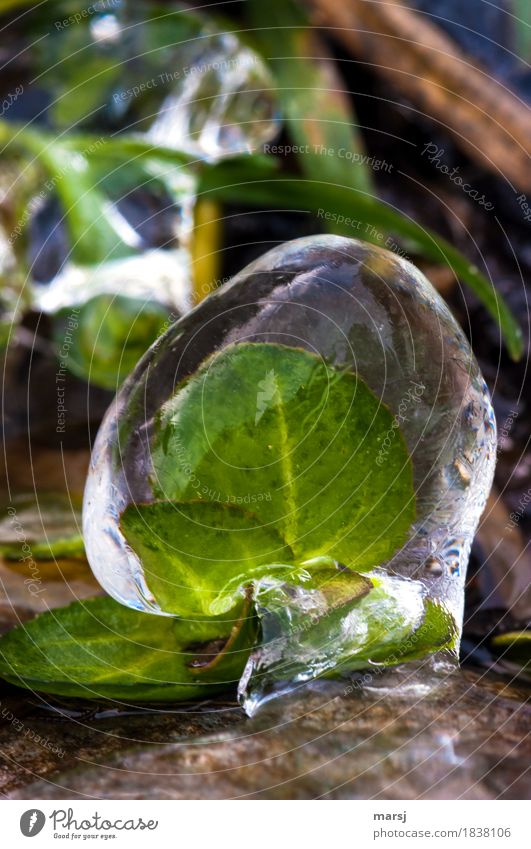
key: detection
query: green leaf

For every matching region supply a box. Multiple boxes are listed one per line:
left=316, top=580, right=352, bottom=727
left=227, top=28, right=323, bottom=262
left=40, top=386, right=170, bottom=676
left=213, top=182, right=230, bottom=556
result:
left=51, top=55, right=121, bottom=130
left=0, top=122, right=195, bottom=266
left=247, top=0, right=373, bottom=196
left=14, top=128, right=132, bottom=267
left=53, top=296, right=173, bottom=392
left=150, top=342, right=415, bottom=566
left=347, top=599, right=458, bottom=668
left=0, top=494, right=85, bottom=561
left=1, top=535, right=85, bottom=562
left=514, top=0, right=531, bottom=62
left=491, top=630, right=531, bottom=667
left=121, top=501, right=296, bottom=617
left=199, top=166, right=523, bottom=360
left=0, top=595, right=255, bottom=701
left=300, top=565, right=374, bottom=612
left=82, top=135, right=193, bottom=169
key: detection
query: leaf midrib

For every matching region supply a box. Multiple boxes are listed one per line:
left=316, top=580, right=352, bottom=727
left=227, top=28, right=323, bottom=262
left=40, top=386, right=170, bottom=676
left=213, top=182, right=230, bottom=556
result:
left=274, top=392, right=298, bottom=550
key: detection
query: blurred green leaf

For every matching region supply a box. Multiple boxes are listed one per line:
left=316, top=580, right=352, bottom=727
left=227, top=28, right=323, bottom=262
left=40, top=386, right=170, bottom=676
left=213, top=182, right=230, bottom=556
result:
left=0, top=108, right=522, bottom=359
left=53, top=296, right=173, bottom=391
left=514, top=0, right=531, bottom=62
left=200, top=161, right=523, bottom=360
left=491, top=630, right=531, bottom=667
left=26, top=135, right=133, bottom=267
left=0, top=122, right=195, bottom=265
left=1, top=535, right=85, bottom=561
left=0, top=494, right=85, bottom=561
left=0, top=0, right=37, bottom=11
left=24, top=2, right=202, bottom=131
left=248, top=0, right=373, bottom=198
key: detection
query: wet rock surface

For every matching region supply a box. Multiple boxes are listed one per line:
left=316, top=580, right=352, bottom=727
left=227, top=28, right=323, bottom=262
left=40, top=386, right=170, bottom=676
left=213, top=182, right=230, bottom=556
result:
left=2, top=667, right=529, bottom=800
left=0, top=446, right=528, bottom=799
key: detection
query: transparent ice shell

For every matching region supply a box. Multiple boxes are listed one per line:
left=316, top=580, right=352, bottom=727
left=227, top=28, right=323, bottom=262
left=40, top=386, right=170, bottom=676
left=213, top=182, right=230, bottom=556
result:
left=145, top=30, right=280, bottom=160
left=83, top=235, right=497, bottom=710
left=34, top=2, right=280, bottom=161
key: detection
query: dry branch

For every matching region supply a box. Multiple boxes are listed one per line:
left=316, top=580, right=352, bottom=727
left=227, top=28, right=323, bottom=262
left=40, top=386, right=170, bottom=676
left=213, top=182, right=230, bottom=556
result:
left=305, top=0, right=531, bottom=192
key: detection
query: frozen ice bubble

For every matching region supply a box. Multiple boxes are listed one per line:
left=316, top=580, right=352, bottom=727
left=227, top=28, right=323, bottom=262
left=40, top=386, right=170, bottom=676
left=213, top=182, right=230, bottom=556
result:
left=83, top=235, right=496, bottom=711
